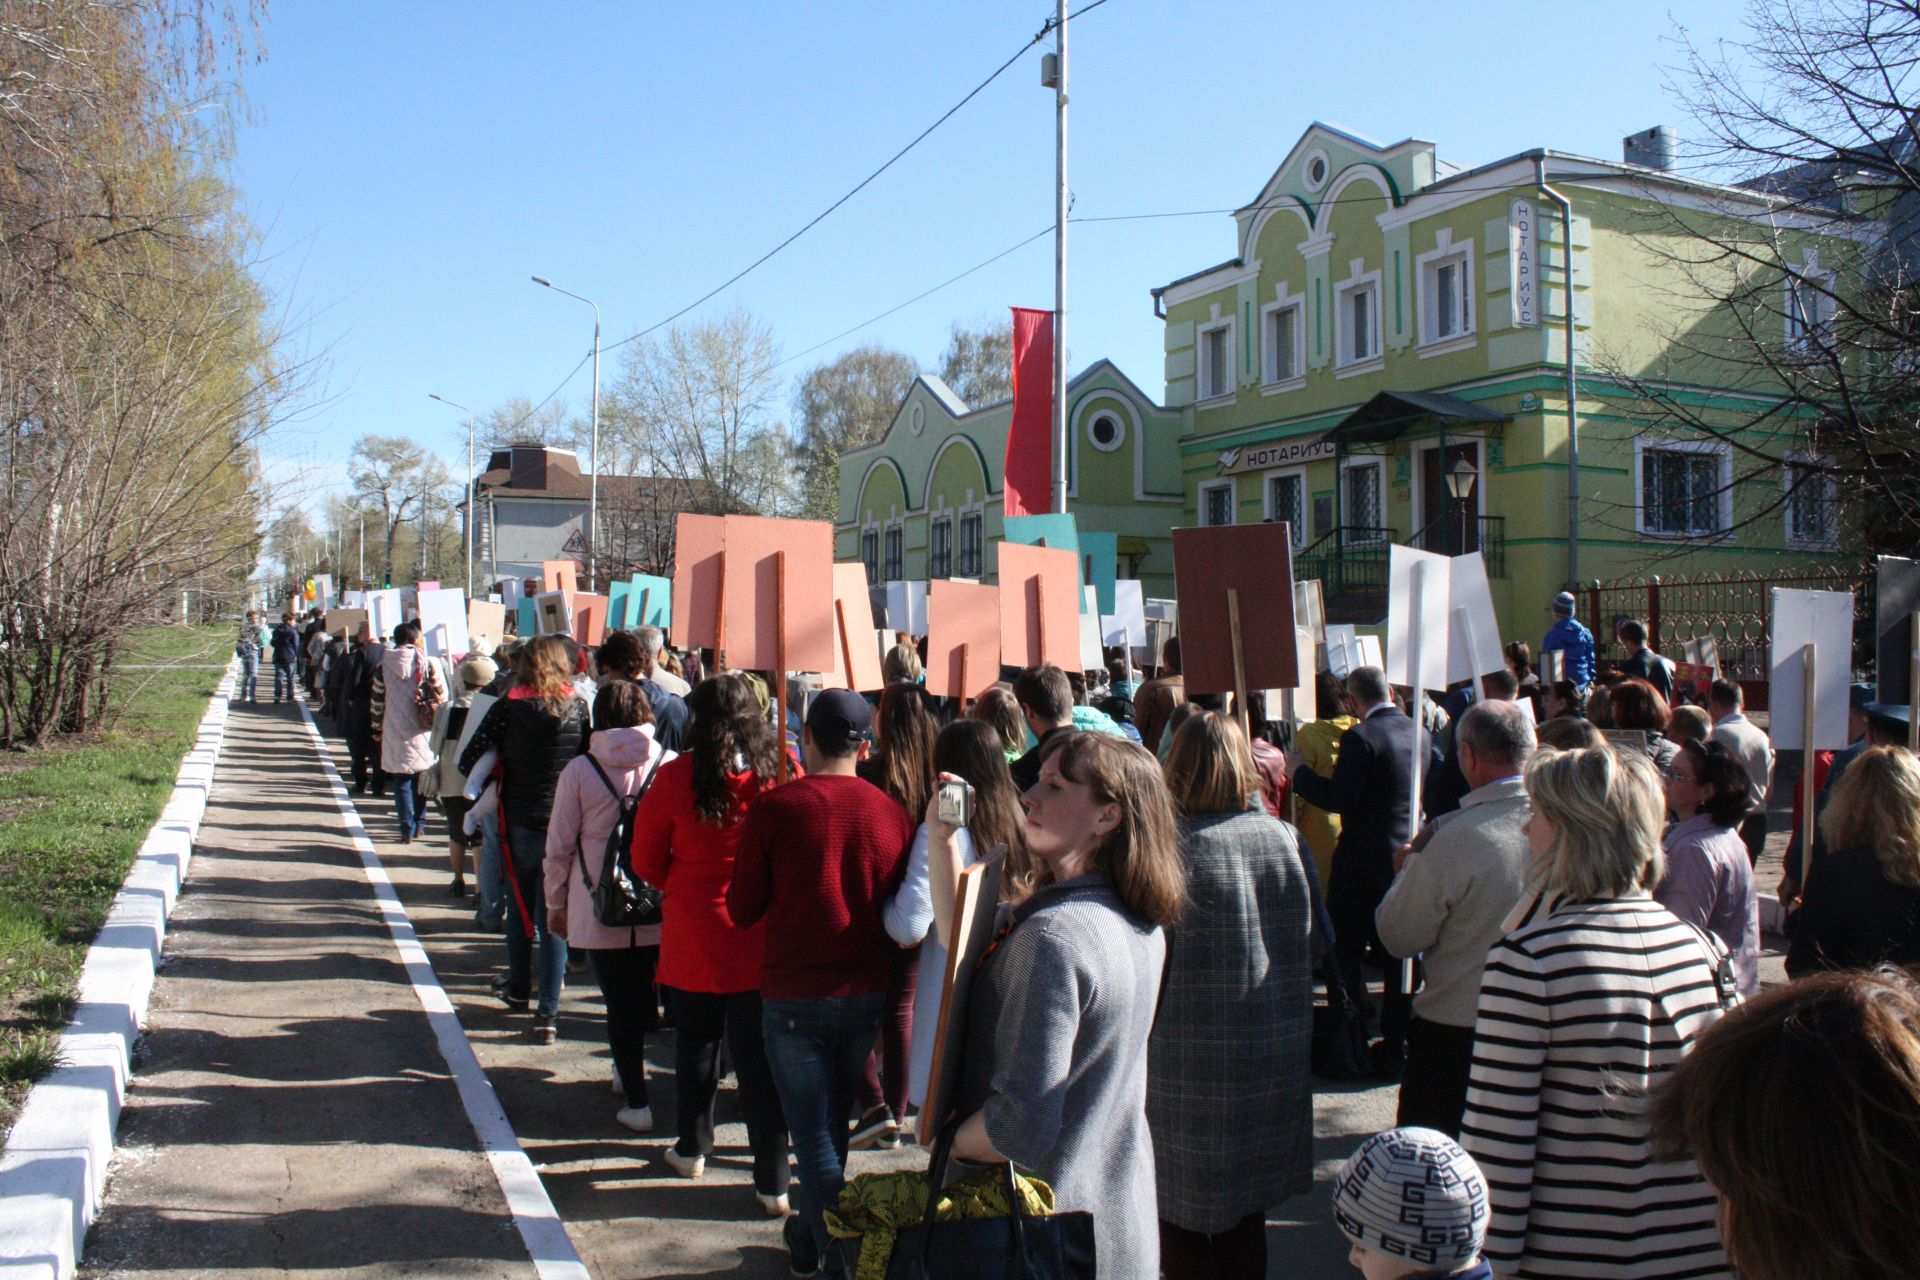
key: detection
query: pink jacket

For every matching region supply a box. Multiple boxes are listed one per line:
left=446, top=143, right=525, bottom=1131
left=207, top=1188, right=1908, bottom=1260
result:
left=543, top=725, right=675, bottom=950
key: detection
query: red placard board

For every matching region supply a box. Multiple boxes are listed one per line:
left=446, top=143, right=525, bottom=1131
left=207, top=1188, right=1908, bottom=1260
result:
left=570, top=592, right=609, bottom=648
left=997, top=541, right=1081, bottom=671
left=926, top=580, right=1002, bottom=700
left=1172, top=523, right=1300, bottom=697
left=669, top=513, right=834, bottom=673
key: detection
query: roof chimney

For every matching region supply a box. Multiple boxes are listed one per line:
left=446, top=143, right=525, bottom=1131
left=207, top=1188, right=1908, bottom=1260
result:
left=1624, top=126, right=1677, bottom=171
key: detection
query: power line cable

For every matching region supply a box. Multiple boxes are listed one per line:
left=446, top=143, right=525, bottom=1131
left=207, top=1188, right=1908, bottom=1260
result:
left=601, top=0, right=1114, bottom=357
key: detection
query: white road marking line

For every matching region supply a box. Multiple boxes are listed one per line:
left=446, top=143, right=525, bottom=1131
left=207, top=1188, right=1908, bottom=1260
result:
left=293, top=698, right=589, bottom=1280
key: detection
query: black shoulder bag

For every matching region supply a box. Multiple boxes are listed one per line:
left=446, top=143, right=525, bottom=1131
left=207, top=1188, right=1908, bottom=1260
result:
left=580, top=754, right=665, bottom=929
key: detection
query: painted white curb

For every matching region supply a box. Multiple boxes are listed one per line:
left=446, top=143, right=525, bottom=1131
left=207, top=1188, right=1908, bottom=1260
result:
left=0, top=659, right=236, bottom=1279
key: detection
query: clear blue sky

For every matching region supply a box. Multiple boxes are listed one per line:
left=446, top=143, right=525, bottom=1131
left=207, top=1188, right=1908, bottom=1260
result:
left=236, top=0, right=1755, bottom=511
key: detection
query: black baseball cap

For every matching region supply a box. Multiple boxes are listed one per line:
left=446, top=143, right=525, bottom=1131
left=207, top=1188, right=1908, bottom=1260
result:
left=806, top=688, right=872, bottom=751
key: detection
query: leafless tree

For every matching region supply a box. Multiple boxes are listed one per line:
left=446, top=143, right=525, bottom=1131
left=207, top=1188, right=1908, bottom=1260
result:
left=790, top=343, right=920, bottom=520
left=937, top=316, right=1014, bottom=408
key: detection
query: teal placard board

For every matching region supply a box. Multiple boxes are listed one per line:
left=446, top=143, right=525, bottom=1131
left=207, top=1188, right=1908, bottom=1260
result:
left=516, top=598, right=537, bottom=636
left=629, top=574, right=672, bottom=629
left=1080, top=532, right=1118, bottom=617
left=608, top=580, right=632, bottom=630
left=1002, top=514, right=1088, bottom=612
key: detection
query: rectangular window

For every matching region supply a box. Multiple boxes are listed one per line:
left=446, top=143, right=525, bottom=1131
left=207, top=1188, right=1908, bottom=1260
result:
left=1786, top=275, right=1835, bottom=350
left=1641, top=447, right=1728, bottom=536
left=930, top=518, right=953, bottom=578
left=1266, top=472, right=1304, bottom=547
left=1786, top=457, right=1837, bottom=546
left=1199, top=480, right=1235, bottom=527
left=860, top=529, right=879, bottom=579
left=883, top=527, right=903, bottom=580
left=1342, top=463, right=1383, bottom=542
left=1337, top=278, right=1380, bottom=367
left=958, top=513, right=983, bottom=576
left=1200, top=324, right=1232, bottom=399
left=1266, top=303, right=1301, bottom=383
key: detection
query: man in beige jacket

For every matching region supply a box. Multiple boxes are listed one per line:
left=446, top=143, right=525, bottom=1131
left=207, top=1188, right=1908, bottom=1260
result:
left=1376, top=699, right=1536, bottom=1136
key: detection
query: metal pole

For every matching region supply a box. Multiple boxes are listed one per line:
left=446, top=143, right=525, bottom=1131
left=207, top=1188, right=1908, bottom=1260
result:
left=1051, top=0, right=1069, bottom=516
left=1537, top=157, right=1580, bottom=591
left=466, top=414, right=475, bottom=596
left=589, top=311, right=601, bottom=590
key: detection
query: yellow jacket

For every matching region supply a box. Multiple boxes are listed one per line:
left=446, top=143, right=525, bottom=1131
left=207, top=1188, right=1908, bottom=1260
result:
left=1293, top=714, right=1356, bottom=886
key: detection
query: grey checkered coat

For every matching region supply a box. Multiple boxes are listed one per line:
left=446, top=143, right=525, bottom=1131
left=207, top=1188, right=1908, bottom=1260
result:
left=1147, top=807, right=1315, bottom=1232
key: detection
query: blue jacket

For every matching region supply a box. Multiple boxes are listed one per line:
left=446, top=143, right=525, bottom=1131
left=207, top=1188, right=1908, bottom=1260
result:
left=1541, top=617, right=1595, bottom=687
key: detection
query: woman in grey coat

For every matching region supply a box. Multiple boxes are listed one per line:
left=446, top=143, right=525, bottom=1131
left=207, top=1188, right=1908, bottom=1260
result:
left=1153, top=711, right=1312, bottom=1277
left=933, top=731, right=1187, bottom=1280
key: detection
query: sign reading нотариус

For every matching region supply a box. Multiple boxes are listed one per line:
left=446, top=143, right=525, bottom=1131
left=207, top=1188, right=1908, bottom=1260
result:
left=1216, top=435, right=1336, bottom=476
left=1510, top=198, right=1538, bottom=328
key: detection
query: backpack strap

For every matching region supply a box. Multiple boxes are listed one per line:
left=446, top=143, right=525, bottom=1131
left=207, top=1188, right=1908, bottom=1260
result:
left=579, top=752, right=664, bottom=893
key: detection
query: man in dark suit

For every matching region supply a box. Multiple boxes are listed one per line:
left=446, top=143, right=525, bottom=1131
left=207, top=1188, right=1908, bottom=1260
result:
left=1290, top=664, right=1417, bottom=1079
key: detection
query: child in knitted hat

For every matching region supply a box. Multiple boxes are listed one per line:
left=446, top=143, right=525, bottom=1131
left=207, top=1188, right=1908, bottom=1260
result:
left=1333, top=1127, right=1491, bottom=1280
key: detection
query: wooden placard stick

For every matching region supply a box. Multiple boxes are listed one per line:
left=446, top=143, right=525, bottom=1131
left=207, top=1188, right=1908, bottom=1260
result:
left=1227, top=587, right=1250, bottom=737
left=1799, top=639, right=1818, bottom=896
left=1909, top=612, right=1919, bottom=755
left=959, top=643, right=971, bottom=715
left=834, top=596, right=856, bottom=691
left=712, top=555, right=728, bottom=669
left=1029, top=575, right=1046, bottom=665
left=638, top=586, right=652, bottom=632
left=775, top=551, right=790, bottom=784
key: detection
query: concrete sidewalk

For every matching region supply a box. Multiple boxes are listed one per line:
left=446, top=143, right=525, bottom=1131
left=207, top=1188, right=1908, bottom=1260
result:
left=80, top=697, right=537, bottom=1278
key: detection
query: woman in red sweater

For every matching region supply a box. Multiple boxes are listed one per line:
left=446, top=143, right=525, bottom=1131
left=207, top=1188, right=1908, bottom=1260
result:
left=630, top=674, right=792, bottom=1217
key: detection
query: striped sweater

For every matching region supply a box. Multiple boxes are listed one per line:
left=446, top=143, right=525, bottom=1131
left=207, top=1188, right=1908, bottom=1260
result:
left=1460, top=895, right=1732, bottom=1279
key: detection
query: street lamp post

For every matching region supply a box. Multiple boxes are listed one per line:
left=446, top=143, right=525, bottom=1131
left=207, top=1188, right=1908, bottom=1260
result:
left=430, top=393, right=477, bottom=596
left=533, top=275, right=602, bottom=589
left=1445, top=454, right=1478, bottom=554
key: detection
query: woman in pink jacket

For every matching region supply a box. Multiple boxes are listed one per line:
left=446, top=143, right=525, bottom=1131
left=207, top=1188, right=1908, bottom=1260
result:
left=544, top=680, right=675, bottom=1131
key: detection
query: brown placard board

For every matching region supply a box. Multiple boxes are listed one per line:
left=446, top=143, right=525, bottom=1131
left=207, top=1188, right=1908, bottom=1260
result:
left=570, top=592, right=609, bottom=648
left=926, top=580, right=1002, bottom=700
left=826, top=561, right=886, bottom=693
left=324, top=608, right=368, bottom=641
left=918, top=846, right=1006, bottom=1147
left=467, top=600, right=506, bottom=656
left=670, top=514, right=727, bottom=650
left=997, top=541, right=1081, bottom=671
left=541, top=560, right=579, bottom=596
left=1171, top=523, right=1300, bottom=696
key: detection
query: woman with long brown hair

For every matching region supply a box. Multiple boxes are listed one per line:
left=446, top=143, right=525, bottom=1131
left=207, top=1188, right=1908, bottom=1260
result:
left=1151, top=711, right=1313, bottom=1279
left=629, top=673, right=792, bottom=1215
left=458, top=634, right=590, bottom=1042
left=934, top=732, right=1186, bottom=1280
left=882, top=719, right=1028, bottom=1113
left=847, top=681, right=940, bottom=1148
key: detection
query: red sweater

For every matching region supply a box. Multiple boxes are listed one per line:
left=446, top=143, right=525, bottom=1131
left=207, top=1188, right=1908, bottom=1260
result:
left=727, top=773, right=916, bottom=1000
left=629, top=756, right=776, bottom=995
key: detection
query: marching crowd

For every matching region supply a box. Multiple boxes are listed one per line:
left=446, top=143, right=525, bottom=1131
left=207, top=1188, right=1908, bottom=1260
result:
left=234, top=590, right=1920, bottom=1280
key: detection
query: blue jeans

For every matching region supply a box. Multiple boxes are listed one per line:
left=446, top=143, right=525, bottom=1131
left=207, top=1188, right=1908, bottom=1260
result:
left=475, top=813, right=506, bottom=930
left=239, top=655, right=258, bottom=701
left=763, top=993, right=886, bottom=1268
left=506, top=824, right=566, bottom=1018
left=272, top=660, right=294, bottom=700
left=392, top=772, right=425, bottom=838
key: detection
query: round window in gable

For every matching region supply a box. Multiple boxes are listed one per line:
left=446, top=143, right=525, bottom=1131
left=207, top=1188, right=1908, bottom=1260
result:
left=909, top=402, right=926, bottom=435
left=1087, top=412, right=1125, bottom=452
left=1303, top=148, right=1331, bottom=192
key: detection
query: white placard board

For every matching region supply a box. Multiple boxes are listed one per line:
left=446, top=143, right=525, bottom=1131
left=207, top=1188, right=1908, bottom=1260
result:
left=343, top=589, right=366, bottom=610
left=1357, top=635, right=1383, bottom=671
left=1079, top=586, right=1104, bottom=671
left=417, top=587, right=470, bottom=659
left=365, top=589, right=403, bottom=641
left=1145, top=598, right=1178, bottom=627
left=1514, top=695, right=1538, bottom=727
left=1260, top=625, right=1320, bottom=722
left=1446, top=552, right=1505, bottom=686
left=1770, top=588, right=1855, bottom=751
left=1387, top=545, right=1451, bottom=694
left=884, top=581, right=928, bottom=636
left=399, top=585, right=419, bottom=619
left=1293, top=580, right=1326, bottom=647
left=499, top=577, right=525, bottom=607
left=314, top=574, right=334, bottom=613
left=1109, top=580, right=1147, bottom=657
left=1326, top=624, right=1362, bottom=678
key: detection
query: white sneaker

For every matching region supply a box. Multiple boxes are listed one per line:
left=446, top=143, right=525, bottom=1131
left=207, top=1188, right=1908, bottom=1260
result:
left=611, top=1064, right=622, bottom=1095
left=756, top=1190, right=790, bottom=1217
left=663, top=1145, right=706, bottom=1179
left=615, top=1106, right=653, bottom=1133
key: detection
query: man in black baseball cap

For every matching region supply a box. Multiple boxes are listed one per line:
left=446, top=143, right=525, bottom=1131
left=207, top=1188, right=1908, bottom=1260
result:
left=728, top=683, right=914, bottom=1275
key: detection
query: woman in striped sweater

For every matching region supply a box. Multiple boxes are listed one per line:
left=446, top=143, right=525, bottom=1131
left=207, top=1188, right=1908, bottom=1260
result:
left=1460, top=745, right=1735, bottom=1279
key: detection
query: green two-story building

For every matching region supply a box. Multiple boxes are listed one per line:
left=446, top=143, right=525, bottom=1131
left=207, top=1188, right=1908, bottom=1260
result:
left=1153, top=122, right=1863, bottom=644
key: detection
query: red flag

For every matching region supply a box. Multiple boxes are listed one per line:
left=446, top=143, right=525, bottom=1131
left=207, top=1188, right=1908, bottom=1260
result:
left=1005, top=307, right=1053, bottom=517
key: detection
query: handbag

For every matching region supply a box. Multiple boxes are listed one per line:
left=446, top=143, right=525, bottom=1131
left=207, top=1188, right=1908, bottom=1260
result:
left=857, top=1119, right=1096, bottom=1280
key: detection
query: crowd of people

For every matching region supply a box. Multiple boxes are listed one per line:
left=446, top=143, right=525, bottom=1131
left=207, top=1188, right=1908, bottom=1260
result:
left=240, top=583, right=1920, bottom=1280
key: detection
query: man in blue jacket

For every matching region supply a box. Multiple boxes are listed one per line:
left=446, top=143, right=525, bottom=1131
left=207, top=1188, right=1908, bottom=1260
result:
left=269, top=612, right=302, bottom=702
left=1540, top=591, right=1594, bottom=692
